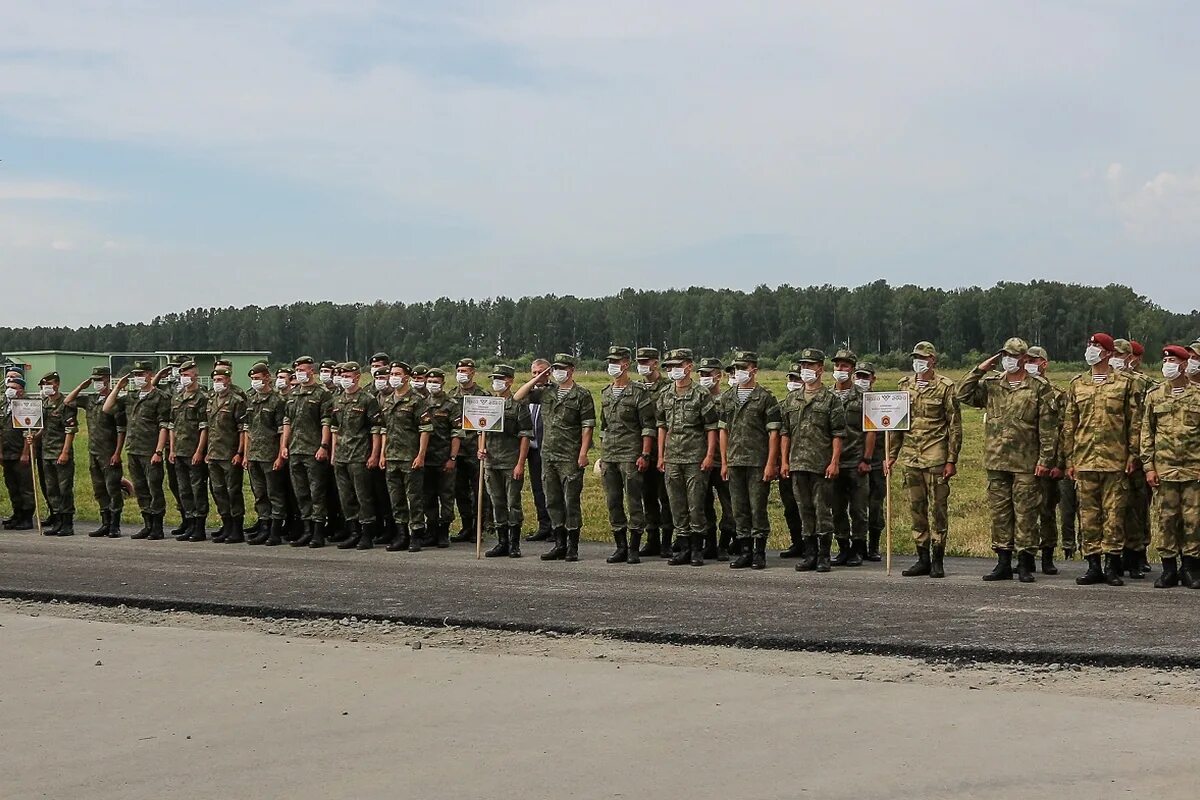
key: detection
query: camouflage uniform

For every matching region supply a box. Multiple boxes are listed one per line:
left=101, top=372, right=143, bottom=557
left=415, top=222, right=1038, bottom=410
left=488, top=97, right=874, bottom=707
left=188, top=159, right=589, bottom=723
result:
left=700, top=358, right=736, bottom=556
left=38, top=381, right=78, bottom=521
left=421, top=373, right=462, bottom=539
left=380, top=384, right=431, bottom=539
left=1140, top=382, right=1200, bottom=562
left=114, top=367, right=172, bottom=521
left=829, top=362, right=869, bottom=559
left=718, top=353, right=781, bottom=549
left=854, top=362, right=886, bottom=561
left=245, top=382, right=288, bottom=524
left=1115, top=342, right=1155, bottom=558
left=481, top=381, right=533, bottom=533
left=282, top=363, right=334, bottom=524
left=169, top=376, right=210, bottom=527
left=330, top=372, right=383, bottom=527
left=598, top=348, right=657, bottom=549
left=449, top=360, right=492, bottom=538
left=656, top=349, right=719, bottom=562
left=73, top=369, right=126, bottom=523
left=1037, top=378, right=1074, bottom=554
left=637, top=348, right=675, bottom=554
left=1, top=389, right=36, bottom=524
left=205, top=369, right=248, bottom=524
left=528, top=357, right=596, bottom=536
left=369, top=366, right=396, bottom=541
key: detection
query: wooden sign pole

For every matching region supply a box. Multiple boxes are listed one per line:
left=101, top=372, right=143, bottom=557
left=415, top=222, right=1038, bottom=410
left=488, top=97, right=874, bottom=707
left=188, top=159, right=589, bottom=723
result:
left=476, top=430, right=486, bottom=560
left=885, top=430, right=891, bottom=576
left=26, top=431, right=43, bottom=536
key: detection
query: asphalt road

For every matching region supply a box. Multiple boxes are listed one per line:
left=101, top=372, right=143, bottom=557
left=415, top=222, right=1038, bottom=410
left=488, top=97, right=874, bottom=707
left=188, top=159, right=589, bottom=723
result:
left=2, top=532, right=1197, bottom=666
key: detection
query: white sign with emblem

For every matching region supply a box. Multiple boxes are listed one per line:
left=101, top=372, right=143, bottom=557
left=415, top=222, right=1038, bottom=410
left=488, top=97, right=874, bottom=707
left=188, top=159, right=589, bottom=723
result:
left=461, top=395, right=506, bottom=432
left=862, top=391, right=911, bottom=432
left=9, top=398, right=44, bottom=430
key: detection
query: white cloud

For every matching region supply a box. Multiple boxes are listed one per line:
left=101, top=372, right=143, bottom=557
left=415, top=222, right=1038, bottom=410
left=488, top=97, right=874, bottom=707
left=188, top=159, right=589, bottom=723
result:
left=1106, top=162, right=1200, bottom=242
left=49, top=239, right=74, bottom=250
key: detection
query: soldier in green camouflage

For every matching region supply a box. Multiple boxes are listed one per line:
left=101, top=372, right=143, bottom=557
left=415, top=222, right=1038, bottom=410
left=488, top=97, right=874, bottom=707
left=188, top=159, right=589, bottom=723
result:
left=851, top=363, right=885, bottom=561
left=1025, top=346, right=1070, bottom=571
left=1114, top=338, right=1155, bottom=575
left=104, top=360, right=171, bottom=540
left=206, top=366, right=248, bottom=543
left=885, top=342, right=963, bottom=578
left=698, top=357, right=736, bottom=560
left=635, top=346, right=676, bottom=557
left=479, top=365, right=533, bottom=558
left=957, top=338, right=1058, bottom=583
left=1142, top=345, right=1200, bottom=588
left=368, top=360, right=397, bottom=546
left=420, top=368, right=462, bottom=548
left=1189, top=341, right=1200, bottom=387
left=379, top=361, right=431, bottom=553
left=330, top=362, right=384, bottom=550
left=64, top=367, right=126, bottom=537
left=780, top=350, right=846, bottom=573
left=282, top=356, right=334, bottom=548
left=1061, top=333, right=1143, bottom=586
left=718, top=350, right=780, bottom=570
left=243, top=363, right=288, bottom=546
left=160, top=355, right=188, bottom=535
left=410, top=364, right=429, bottom=397
left=448, top=358, right=493, bottom=543
left=168, top=360, right=210, bottom=541
left=1, top=374, right=35, bottom=530
left=598, top=346, right=657, bottom=564
left=515, top=354, right=595, bottom=562
left=828, top=350, right=874, bottom=566
left=34, top=372, right=78, bottom=535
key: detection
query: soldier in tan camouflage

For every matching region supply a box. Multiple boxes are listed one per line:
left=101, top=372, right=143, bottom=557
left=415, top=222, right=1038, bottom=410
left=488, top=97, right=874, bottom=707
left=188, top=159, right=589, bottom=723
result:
left=1114, top=338, right=1155, bottom=575
left=957, top=338, right=1058, bottom=583
left=1061, top=333, right=1143, bottom=586
left=1141, top=345, right=1200, bottom=588
left=1025, top=346, right=1071, bottom=571
left=885, top=341, right=962, bottom=578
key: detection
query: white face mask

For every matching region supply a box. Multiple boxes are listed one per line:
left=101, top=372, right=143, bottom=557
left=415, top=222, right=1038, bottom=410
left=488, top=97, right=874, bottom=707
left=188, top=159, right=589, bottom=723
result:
left=832, top=370, right=850, bottom=383
left=388, top=375, right=405, bottom=388
left=491, top=378, right=509, bottom=393
left=426, top=381, right=442, bottom=393
left=374, top=378, right=388, bottom=391
left=275, top=377, right=289, bottom=389
left=732, top=369, right=751, bottom=386
left=853, top=378, right=872, bottom=392
left=4, top=387, right=17, bottom=399
left=341, top=376, right=357, bottom=390
left=786, top=381, right=803, bottom=393
left=636, top=363, right=652, bottom=376
left=1084, top=346, right=1103, bottom=366
left=607, top=363, right=623, bottom=377
left=213, top=380, right=229, bottom=394
left=551, top=369, right=569, bottom=384
left=1109, top=357, right=1126, bottom=370
left=319, top=370, right=333, bottom=384
left=1188, top=359, right=1200, bottom=377
left=1024, top=363, right=1040, bottom=377
left=455, top=371, right=470, bottom=385
left=178, top=375, right=194, bottom=388
left=698, top=375, right=715, bottom=388
left=412, top=380, right=425, bottom=390
left=250, top=378, right=265, bottom=390
left=799, top=368, right=818, bottom=384
left=667, top=367, right=686, bottom=382
left=295, top=371, right=310, bottom=384
left=912, top=359, right=930, bottom=375
left=92, top=380, right=106, bottom=392
left=1001, top=356, right=1020, bottom=374
left=1163, top=362, right=1182, bottom=380
left=131, top=375, right=147, bottom=389
left=40, top=384, right=55, bottom=397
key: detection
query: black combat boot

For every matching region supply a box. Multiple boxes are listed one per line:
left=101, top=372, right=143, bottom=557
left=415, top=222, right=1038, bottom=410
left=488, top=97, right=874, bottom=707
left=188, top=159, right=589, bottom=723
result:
left=639, top=528, right=661, bottom=557
left=508, top=525, right=522, bottom=558
left=1124, top=548, right=1144, bottom=580
left=815, top=534, right=832, bottom=573
left=690, top=532, right=705, bottom=566
left=703, top=528, right=719, bottom=560
left=264, top=519, right=284, bottom=546
left=661, top=528, right=675, bottom=559
left=337, top=521, right=362, bottom=549
left=930, top=545, right=946, bottom=578
left=244, top=516, right=264, bottom=535
left=795, top=536, right=819, bottom=572
left=308, top=519, right=326, bottom=548
left=1040, top=547, right=1058, bottom=575
left=57, top=514, right=74, bottom=536
left=185, top=517, right=206, bottom=541
left=1141, top=551, right=1153, bottom=574
left=45, top=512, right=61, bottom=534
left=831, top=537, right=853, bottom=566
left=730, top=537, right=754, bottom=569
left=375, top=518, right=395, bottom=546
left=291, top=520, right=313, bottom=547
left=108, top=513, right=122, bottom=538
left=432, top=520, right=447, bottom=548
left=717, top=530, right=733, bottom=562
left=1154, top=557, right=1179, bottom=588
left=356, top=522, right=376, bottom=550
left=983, top=551, right=1013, bottom=581
left=170, top=515, right=188, bottom=536
left=845, top=539, right=864, bottom=567
left=607, top=529, right=628, bottom=563
left=407, top=525, right=424, bottom=552
left=865, top=530, right=882, bottom=562
left=1183, top=557, right=1200, bottom=590
left=1063, top=547, right=1076, bottom=561
left=211, top=516, right=230, bottom=543
left=88, top=510, right=111, bottom=538
left=526, top=523, right=553, bottom=542
left=387, top=523, right=409, bottom=552
left=224, top=516, right=245, bottom=544
left=669, top=532, right=693, bottom=565
left=149, top=513, right=165, bottom=540
left=131, top=512, right=153, bottom=539
left=1017, top=551, right=1035, bottom=583
left=450, top=523, right=474, bottom=543
left=565, top=529, right=581, bottom=562
left=1075, top=554, right=1104, bottom=585
left=752, top=537, right=767, bottom=570
left=901, top=547, right=931, bottom=577
left=779, top=537, right=806, bottom=559
left=485, top=526, right=510, bottom=557
left=541, top=528, right=567, bottom=561
left=627, top=531, right=642, bottom=564
left=1103, top=553, right=1125, bottom=586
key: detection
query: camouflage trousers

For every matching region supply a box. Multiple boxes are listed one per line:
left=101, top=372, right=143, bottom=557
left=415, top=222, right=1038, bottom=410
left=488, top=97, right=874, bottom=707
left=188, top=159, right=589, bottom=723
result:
left=40, top=457, right=75, bottom=516
left=165, top=458, right=182, bottom=511
left=248, top=460, right=288, bottom=520
left=484, top=466, right=524, bottom=528
left=386, top=462, right=426, bottom=532
left=334, top=461, right=376, bottom=524
left=87, top=453, right=124, bottom=515
left=454, top=455, right=493, bottom=532
left=372, top=464, right=393, bottom=525
left=1154, top=480, right=1200, bottom=559
left=830, top=467, right=868, bottom=541
left=1059, top=477, right=1078, bottom=552
left=423, top=465, right=456, bottom=525
left=289, top=454, right=329, bottom=523
left=903, top=466, right=950, bottom=548
left=727, top=465, right=770, bottom=539
left=867, top=467, right=886, bottom=537
left=601, top=460, right=645, bottom=534
left=985, top=470, right=1039, bottom=553
left=174, top=456, right=209, bottom=519
left=2, top=458, right=35, bottom=515
left=642, top=467, right=673, bottom=533
left=1127, top=470, right=1152, bottom=551
left=664, top=462, right=707, bottom=536
left=127, top=454, right=165, bottom=515
left=1036, top=476, right=1060, bottom=550
left=776, top=477, right=802, bottom=543
left=543, top=460, right=585, bottom=531
left=790, top=470, right=834, bottom=537
left=1075, top=470, right=1127, bottom=557
left=208, top=459, right=245, bottom=518
left=704, top=469, right=736, bottom=536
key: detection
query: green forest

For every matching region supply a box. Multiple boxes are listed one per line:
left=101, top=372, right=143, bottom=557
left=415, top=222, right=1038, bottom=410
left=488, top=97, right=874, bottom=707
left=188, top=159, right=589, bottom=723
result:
left=2, top=280, right=1196, bottom=369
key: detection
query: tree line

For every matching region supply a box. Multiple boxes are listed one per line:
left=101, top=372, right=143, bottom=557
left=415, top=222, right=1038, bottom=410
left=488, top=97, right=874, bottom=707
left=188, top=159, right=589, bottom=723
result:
left=2, top=281, right=1196, bottom=370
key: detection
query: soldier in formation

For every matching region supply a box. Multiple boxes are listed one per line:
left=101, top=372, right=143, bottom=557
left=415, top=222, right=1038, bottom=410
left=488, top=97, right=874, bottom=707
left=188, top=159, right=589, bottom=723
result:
left=479, top=365, right=532, bottom=558
left=64, top=367, right=125, bottom=538
left=597, top=346, right=656, bottom=564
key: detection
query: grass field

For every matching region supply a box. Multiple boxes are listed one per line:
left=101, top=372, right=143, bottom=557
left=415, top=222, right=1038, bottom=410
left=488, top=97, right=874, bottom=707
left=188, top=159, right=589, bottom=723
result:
left=2, top=370, right=1085, bottom=557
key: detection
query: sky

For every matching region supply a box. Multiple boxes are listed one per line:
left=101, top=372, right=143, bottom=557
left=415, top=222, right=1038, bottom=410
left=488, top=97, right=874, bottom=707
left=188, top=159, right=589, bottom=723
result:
left=2, top=1, right=1199, bottom=327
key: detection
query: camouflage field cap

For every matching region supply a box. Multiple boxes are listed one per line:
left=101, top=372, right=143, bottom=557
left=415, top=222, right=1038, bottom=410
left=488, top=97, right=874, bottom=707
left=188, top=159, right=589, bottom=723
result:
left=797, top=348, right=826, bottom=364
left=131, top=360, right=157, bottom=372
left=211, top=366, right=232, bottom=378
left=853, top=362, right=876, bottom=376
left=90, top=366, right=111, bottom=378
left=247, top=362, right=271, bottom=377
left=552, top=353, right=577, bottom=368
left=635, top=347, right=660, bottom=361
left=697, top=357, right=723, bottom=372
left=427, top=367, right=445, bottom=379
left=39, top=371, right=60, bottom=384
left=456, top=358, right=476, bottom=369
left=1002, top=337, right=1029, bottom=356
left=214, top=359, right=234, bottom=369
left=292, top=356, right=315, bottom=367
left=1026, top=346, right=1049, bottom=361
left=1112, top=338, right=1133, bottom=355
left=785, top=363, right=804, bottom=378
left=490, top=364, right=516, bottom=378
left=276, top=366, right=294, bottom=375
left=662, top=348, right=694, bottom=366
left=606, top=346, right=632, bottom=361
left=1190, top=340, right=1200, bottom=357
left=730, top=350, right=759, bottom=366
left=411, top=363, right=429, bottom=377
left=370, top=352, right=390, bottom=364
left=910, top=341, right=937, bottom=358
left=320, top=359, right=338, bottom=370
left=832, top=348, right=858, bottom=365
left=177, top=360, right=198, bottom=372
left=373, top=367, right=390, bottom=378
left=391, top=360, right=412, bottom=372
left=341, top=361, right=361, bottom=372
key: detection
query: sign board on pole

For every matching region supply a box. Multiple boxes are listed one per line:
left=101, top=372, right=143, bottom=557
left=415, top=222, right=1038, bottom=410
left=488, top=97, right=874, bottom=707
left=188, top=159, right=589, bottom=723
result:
left=461, top=395, right=507, bottom=433
left=9, top=398, right=44, bottom=430
left=862, top=391, right=911, bottom=432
